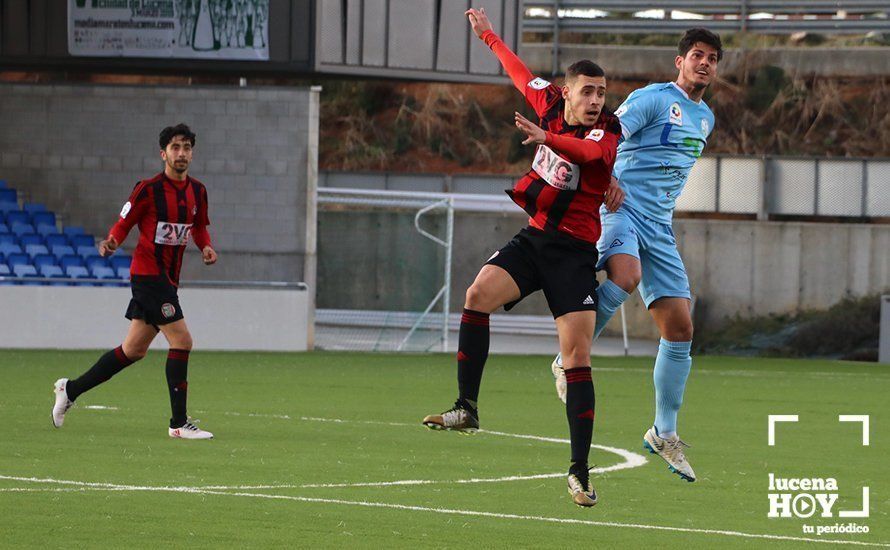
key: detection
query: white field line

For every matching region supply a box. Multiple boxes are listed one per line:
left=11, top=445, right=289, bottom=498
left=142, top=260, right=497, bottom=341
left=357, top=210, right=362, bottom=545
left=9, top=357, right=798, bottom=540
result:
left=0, top=475, right=886, bottom=547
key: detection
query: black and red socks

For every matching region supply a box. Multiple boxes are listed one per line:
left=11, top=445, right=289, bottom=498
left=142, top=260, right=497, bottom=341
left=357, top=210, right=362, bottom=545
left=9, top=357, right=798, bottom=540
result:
left=166, top=349, right=190, bottom=428
left=456, top=308, right=489, bottom=412
left=565, top=366, right=595, bottom=468
left=66, top=346, right=134, bottom=401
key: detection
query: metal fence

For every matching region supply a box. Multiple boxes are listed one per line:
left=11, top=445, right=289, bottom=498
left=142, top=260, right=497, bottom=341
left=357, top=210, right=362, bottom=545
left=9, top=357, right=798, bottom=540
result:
left=523, top=1, right=890, bottom=35
left=321, top=155, right=890, bottom=220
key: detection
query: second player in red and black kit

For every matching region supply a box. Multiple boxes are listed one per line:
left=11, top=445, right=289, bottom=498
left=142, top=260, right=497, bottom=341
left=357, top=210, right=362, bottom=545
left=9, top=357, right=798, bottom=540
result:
left=422, top=7, right=625, bottom=508
left=51, top=123, right=218, bottom=440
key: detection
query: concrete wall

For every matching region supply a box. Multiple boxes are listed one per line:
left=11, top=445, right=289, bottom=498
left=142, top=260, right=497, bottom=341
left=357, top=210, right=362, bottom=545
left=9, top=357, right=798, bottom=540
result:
left=318, top=209, right=890, bottom=339
left=0, top=82, right=318, bottom=287
left=0, top=286, right=309, bottom=351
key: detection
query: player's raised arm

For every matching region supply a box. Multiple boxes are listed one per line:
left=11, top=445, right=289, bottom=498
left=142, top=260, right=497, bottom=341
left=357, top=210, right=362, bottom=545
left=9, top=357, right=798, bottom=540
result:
left=466, top=7, right=553, bottom=116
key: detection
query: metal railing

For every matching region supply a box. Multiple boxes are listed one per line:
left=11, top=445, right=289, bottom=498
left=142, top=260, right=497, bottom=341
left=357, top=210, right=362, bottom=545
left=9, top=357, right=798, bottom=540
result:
left=524, top=1, right=890, bottom=35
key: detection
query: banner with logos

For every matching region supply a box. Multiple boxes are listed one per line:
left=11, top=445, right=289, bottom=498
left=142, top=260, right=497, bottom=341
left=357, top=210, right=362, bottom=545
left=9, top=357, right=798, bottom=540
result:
left=68, top=0, right=269, bottom=60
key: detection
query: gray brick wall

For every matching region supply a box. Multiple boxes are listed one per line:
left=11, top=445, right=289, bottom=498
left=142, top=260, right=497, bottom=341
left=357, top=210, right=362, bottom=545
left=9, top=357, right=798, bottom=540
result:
left=0, top=82, right=319, bottom=285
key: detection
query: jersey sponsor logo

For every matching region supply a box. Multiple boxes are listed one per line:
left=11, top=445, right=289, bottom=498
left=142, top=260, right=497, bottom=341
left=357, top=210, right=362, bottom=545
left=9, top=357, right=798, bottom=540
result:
left=609, top=238, right=624, bottom=249
left=586, top=129, right=604, bottom=142
left=528, top=77, right=551, bottom=90
left=154, top=221, right=192, bottom=246
left=582, top=295, right=595, bottom=305
left=701, top=118, right=709, bottom=135
left=532, top=145, right=580, bottom=191
left=669, top=102, right=683, bottom=126
left=161, top=303, right=176, bottom=319
left=120, top=201, right=132, bottom=219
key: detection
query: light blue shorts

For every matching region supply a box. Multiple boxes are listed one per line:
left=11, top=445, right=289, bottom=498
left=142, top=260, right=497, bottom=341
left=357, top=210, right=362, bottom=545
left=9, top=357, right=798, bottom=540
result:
left=596, top=205, right=691, bottom=308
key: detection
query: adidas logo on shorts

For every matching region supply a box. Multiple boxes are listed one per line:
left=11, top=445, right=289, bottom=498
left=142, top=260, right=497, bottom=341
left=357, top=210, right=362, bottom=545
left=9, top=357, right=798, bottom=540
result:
left=582, top=295, right=595, bottom=305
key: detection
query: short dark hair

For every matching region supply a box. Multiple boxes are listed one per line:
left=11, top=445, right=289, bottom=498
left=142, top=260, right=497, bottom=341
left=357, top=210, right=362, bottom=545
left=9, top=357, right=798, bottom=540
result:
left=566, top=60, right=605, bottom=81
left=678, top=28, right=723, bottom=62
left=159, top=123, right=196, bottom=150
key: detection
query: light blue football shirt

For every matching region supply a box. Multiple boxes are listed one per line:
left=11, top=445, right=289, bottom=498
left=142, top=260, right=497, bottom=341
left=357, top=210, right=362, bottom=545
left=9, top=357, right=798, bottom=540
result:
left=612, top=82, right=715, bottom=224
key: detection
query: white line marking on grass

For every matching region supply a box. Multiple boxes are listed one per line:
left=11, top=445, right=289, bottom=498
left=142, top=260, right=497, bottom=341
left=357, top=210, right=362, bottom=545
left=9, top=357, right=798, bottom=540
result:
left=82, top=405, right=120, bottom=410
left=2, top=475, right=887, bottom=547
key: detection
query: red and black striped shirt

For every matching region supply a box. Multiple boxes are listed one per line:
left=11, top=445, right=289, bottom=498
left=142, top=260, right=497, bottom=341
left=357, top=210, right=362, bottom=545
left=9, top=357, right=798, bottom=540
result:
left=482, top=30, right=620, bottom=244
left=109, top=172, right=211, bottom=286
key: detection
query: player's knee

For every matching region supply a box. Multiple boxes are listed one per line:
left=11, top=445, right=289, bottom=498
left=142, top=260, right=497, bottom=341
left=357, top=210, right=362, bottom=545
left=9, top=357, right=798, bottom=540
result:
left=174, top=332, right=194, bottom=351
left=464, top=284, right=495, bottom=313
left=562, top=343, right=591, bottom=368
left=610, top=271, right=640, bottom=293
left=663, top=323, right=693, bottom=342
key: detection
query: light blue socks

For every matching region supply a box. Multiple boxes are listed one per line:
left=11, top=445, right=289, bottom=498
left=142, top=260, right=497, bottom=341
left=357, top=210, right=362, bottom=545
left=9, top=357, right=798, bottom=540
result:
left=594, top=279, right=630, bottom=340
left=653, top=338, right=692, bottom=438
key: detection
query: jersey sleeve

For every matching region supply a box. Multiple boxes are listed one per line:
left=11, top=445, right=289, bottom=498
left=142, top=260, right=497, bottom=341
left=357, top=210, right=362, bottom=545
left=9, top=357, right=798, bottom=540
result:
left=614, top=89, right=659, bottom=142
left=481, top=30, right=560, bottom=117
left=108, top=181, right=150, bottom=244
left=542, top=113, right=621, bottom=166
left=191, top=185, right=212, bottom=250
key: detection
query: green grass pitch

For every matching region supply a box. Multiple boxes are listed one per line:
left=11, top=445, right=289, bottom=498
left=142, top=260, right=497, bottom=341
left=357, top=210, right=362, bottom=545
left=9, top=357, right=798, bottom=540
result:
left=1, top=350, right=888, bottom=548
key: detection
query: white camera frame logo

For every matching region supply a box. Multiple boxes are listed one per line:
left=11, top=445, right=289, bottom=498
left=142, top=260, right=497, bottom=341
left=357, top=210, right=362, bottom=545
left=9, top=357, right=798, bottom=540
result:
left=767, top=414, right=870, bottom=520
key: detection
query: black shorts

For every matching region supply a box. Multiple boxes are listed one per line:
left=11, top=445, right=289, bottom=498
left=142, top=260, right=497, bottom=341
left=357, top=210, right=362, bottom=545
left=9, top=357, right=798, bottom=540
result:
left=125, top=276, right=184, bottom=328
left=485, top=227, right=599, bottom=319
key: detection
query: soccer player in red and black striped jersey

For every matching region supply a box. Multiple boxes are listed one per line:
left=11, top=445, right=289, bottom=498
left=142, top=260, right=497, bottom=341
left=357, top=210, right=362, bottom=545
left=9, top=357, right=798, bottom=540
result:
left=52, top=124, right=217, bottom=440
left=422, top=7, right=625, bottom=507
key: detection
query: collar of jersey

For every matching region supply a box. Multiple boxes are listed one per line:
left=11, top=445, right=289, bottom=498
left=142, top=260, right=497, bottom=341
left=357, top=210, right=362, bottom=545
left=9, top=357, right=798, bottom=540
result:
left=667, top=81, right=702, bottom=104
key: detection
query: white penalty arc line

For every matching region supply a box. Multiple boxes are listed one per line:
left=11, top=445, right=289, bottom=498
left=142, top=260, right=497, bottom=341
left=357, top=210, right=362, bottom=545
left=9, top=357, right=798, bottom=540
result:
left=1, top=476, right=886, bottom=547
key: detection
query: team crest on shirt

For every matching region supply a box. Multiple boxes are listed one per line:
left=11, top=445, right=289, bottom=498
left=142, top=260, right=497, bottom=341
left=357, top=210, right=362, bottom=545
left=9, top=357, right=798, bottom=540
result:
left=528, top=77, right=551, bottom=90
left=585, top=129, right=605, bottom=142
left=701, top=119, right=709, bottom=135
left=669, top=102, right=683, bottom=126
left=161, top=303, right=176, bottom=319
left=120, top=201, right=132, bottom=219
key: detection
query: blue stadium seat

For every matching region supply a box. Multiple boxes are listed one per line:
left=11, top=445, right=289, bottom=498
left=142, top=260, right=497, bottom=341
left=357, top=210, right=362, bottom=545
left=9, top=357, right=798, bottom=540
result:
left=91, top=266, right=116, bottom=280
left=65, top=265, right=90, bottom=279
left=85, top=256, right=109, bottom=271
left=31, top=211, right=56, bottom=227
left=33, top=254, right=56, bottom=269
left=51, top=245, right=75, bottom=260
left=23, top=203, right=47, bottom=213
left=18, top=233, right=43, bottom=247
left=11, top=223, right=36, bottom=237
left=40, top=264, right=65, bottom=278
left=13, top=264, right=38, bottom=277
left=60, top=255, right=85, bottom=270
left=36, top=224, right=59, bottom=237
left=115, top=266, right=130, bottom=280
left=77, top=245, right=100, bottom=259
left=0, top=189, right=16, bottom=203
left=70, top=234, right=95, bottom=248
left=6, top=253, right=30, bottom=268
left=63, top=226, right=86, bottom=237
left=0, top=263, right=9, bottom=275
left=109, top=255, right=132, bottom=270
left=0, top=234, right=18, bottom=247
left=0, top=179, right=6, bottom=189
left=0, top=223, right=7, bottom=233
left=45, top=234, right=68, bottom=248
left=0, top=202, right=19, bottom=216
left=6, top=210, right=30, bottom=226
left=25, top=244, right=49, bottom=258
left=0, top=242, right=23, bottom=259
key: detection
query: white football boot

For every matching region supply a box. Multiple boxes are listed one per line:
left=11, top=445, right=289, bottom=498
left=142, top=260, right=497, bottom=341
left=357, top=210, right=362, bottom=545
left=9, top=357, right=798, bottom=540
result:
left=52, top=378, right=75, bottom=428
left=422, top=401, right=479, bottom=433
left=169, top=421, right=214, bottom=440
left=567, top=467, right=598, bottom=507
left=643, top=426, right=696, bottom=482
left=551, top=353, right=567, bottom=404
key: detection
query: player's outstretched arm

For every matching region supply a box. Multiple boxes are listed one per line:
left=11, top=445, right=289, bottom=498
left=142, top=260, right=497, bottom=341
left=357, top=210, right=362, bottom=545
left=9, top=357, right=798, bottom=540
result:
left=466, top=8, right=549, bottom=114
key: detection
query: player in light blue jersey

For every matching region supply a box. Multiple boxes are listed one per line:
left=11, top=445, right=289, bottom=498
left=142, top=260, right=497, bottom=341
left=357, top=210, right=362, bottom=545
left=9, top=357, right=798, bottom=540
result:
left=552, top=28, right=723, bottom=482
